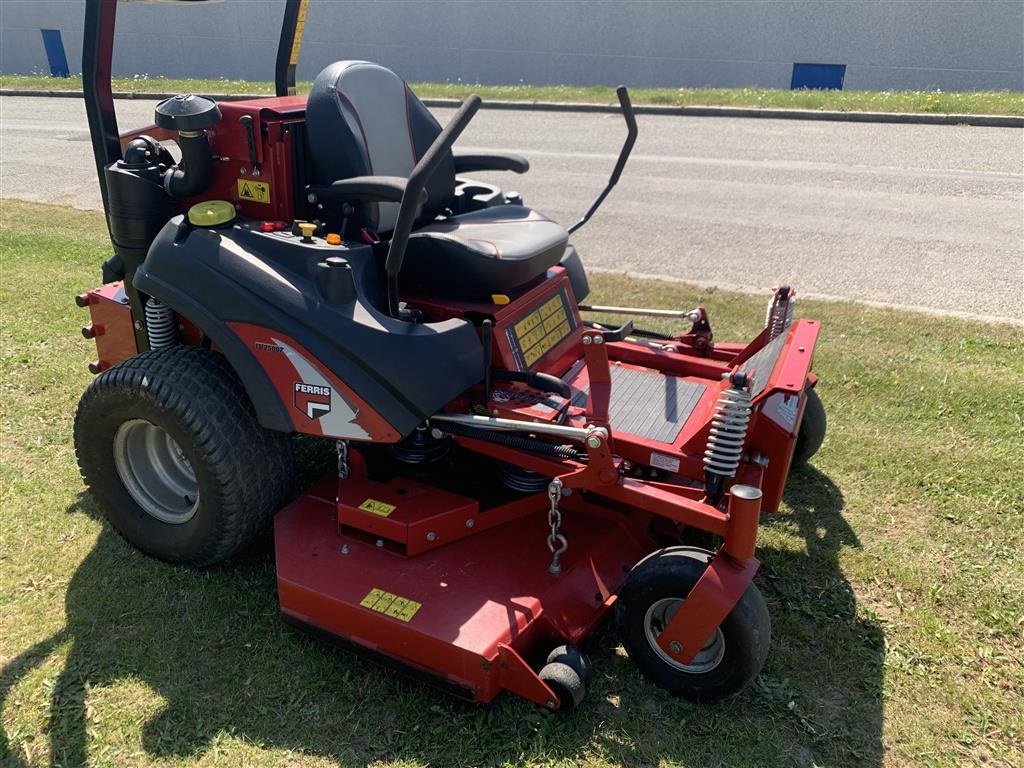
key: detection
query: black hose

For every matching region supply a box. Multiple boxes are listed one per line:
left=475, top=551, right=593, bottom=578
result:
left=437, top=420, right=581, bottom=460
left=163, top=130, right=214, bottom=198
left=491, top=368, right=572, bottom=399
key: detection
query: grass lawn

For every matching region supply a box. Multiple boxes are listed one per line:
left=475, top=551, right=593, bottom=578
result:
left=1, top=199, right=1022, bottom=767
left=2, top=74, right=1022, bottom=116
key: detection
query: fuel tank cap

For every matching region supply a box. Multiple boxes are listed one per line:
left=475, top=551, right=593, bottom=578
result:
left=155, top=93, right=221, bottom=132
left=188, top=200, right=235, bottom=227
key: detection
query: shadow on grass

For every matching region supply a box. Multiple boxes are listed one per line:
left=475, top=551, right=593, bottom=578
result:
left=2, top=465, right=882, bottom=767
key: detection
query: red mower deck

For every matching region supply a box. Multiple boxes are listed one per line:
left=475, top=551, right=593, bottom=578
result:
left=276, top=476, right=651, bottom=706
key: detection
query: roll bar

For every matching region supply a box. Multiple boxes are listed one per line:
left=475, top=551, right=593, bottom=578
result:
left=82, top=0, right=120, bottom=219
left=385, top=95, right=482, bottom=318
left=275, top=0, right=309, bottom=97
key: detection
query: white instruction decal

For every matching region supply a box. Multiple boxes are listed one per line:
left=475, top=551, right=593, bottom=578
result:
left=649, top=452, right=681, bottom=473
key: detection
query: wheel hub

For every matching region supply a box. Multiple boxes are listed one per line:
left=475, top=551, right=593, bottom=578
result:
left=644, top=597, right=726, bottom=674
left=113, top=419, right=199, bottom=524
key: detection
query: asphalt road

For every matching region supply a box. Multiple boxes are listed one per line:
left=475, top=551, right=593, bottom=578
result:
left=2, top=95, right=1021, bottom=323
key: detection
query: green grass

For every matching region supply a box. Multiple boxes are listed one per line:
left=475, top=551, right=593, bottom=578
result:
left=2, top=74, right=1022, bottom=115
left=1, top=199, right=1022, bottom=767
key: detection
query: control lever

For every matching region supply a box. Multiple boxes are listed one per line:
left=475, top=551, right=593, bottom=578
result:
left=567, top=86, right=638, bottom=235
left=594, top=319, right=633, bottom=343
left=481, top=319, right=493, bottom=403
left=239, top=115, right=259, bottom=175
left=385, top=95, right=482, bottom=318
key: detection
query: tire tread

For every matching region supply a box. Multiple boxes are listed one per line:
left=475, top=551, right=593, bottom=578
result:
left=74, top=346, right=293, bottom=566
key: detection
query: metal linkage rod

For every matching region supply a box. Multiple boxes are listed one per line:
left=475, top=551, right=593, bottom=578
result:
left=579, top=304, right=702, bottom=322
left=430, top=414, right=605, bottom=443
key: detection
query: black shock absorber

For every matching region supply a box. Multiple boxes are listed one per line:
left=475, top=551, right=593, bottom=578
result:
left=703, top=372, right=753, bottom=505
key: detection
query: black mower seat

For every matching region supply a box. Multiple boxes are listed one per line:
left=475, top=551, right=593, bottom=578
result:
left=306, top=60, right=569, bottom=295
left=402, top=206, right=567, bottom=294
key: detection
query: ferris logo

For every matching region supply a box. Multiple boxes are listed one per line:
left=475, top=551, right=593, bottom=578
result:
left=294, top=382, right=332, bottom=420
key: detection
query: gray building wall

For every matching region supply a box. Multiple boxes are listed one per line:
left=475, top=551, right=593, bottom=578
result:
left=2, top=1, right=1022, bottom=91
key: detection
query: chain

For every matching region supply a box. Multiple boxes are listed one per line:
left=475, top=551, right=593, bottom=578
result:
left=546, top=478, right=567, bottom=574
left=336, top=440, right=350, bottom=479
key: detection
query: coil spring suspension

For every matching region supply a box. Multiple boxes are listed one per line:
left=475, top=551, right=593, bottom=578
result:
left=144, top=298, right=177, bottom=349
left=765, top=285, right=794, bottom=341
left=703, top=372, right=753, bottom=505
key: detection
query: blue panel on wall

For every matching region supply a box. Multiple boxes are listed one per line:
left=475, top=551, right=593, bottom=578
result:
left=791, top=62, right=846, bottom=90
left=40, top=29, right=70, bottom=78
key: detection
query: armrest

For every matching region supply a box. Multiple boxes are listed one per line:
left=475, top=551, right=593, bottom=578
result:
left=306, top=176, right=427, bottom=205
left=453, top=151, right=529, bottom=175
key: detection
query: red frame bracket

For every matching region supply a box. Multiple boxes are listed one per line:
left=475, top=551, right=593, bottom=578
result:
left=581, top=329, right=611, bottom=428
left=656, top=553, right=760, bottom=665
left=497, top=643, right=560, bottom=710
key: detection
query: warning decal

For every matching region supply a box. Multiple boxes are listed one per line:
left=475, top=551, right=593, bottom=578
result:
left=360, top=588, right=421, bottom=622
left=237, top=179, right=271, bottom=204
left=358, top=498, right=397, bottom=517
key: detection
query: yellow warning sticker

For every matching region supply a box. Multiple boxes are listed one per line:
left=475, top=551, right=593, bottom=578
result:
left=237, top=179, right=271, bottom=204
left=358, top=498, right=397, bottom=517
left=360, top=588, right=421, bottom=622
left=512, top=292, right=573, bottom=367
left=290, top=0, right=308, bottom=66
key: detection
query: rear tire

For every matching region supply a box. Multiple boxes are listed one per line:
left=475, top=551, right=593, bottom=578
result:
left=74, top=346, right=294, bottom=567
left=792, top=388, right=826, bottom=466
left=615, top=547, right=770, bottom=702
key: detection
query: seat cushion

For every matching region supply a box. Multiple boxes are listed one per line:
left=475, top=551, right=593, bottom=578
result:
left=401, top=206, right=569, bottom=295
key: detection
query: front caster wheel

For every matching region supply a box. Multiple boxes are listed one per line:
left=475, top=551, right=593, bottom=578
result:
left=74, top=346, right=294, bottom=567
left=546, top=644, right=592, bottom=686
left=615, top=547, right=770, bottom=702
left=539, top=661, right=586, bottom=710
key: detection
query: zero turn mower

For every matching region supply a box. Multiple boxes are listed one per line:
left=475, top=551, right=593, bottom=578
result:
left=74, top=0, right=825, bottom=710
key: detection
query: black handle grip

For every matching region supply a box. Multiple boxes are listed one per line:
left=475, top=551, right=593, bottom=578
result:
left=567, top=85, right=638, bottom=236
left=385, top=94, right=482, bottom=317
left=607, top=86, right=637, bottom=187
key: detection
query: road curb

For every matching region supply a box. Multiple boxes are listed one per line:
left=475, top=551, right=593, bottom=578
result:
left=2, top=88, right=1021, bottom=128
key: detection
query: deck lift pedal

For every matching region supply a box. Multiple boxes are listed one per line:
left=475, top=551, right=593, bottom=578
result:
left=73, top=0, right=826, bottom=709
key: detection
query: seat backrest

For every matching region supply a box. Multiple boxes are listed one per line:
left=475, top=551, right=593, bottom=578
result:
left=306, top=61, right=456, bottom=232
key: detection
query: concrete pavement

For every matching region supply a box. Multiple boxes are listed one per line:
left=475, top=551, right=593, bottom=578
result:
left=1, top=95, right=1021, bottom=323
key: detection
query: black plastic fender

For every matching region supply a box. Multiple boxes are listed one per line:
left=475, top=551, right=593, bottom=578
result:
left=133, top=267, right=294, bottom=433
left=133, top=217, right=484, bottom=438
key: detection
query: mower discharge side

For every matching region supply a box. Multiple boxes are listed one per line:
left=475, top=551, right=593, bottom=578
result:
left=74, top=0, right=825, bottom=711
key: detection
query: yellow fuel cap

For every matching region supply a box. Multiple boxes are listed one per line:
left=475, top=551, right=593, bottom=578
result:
left=188, top=200, right=236, bottom=227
